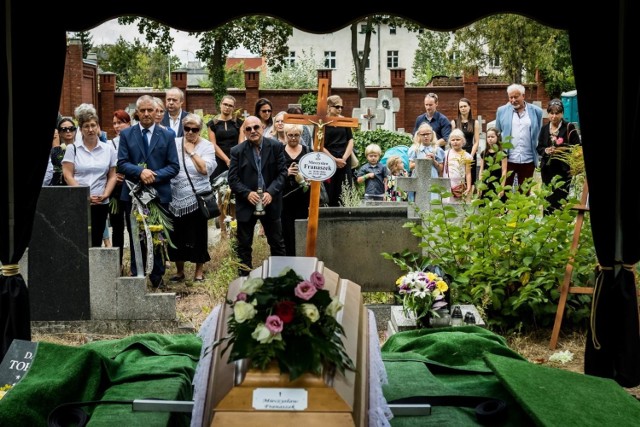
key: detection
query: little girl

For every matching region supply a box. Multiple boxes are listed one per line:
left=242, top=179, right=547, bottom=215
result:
left=478, top=127, right=507, bottom=200
left=385, top=155, right=408, bottom=201
left=443, top=129, right=473, bottom=203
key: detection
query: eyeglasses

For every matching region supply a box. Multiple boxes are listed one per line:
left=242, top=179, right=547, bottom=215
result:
left=260, top=109, right=272, bottom=114
left=286, top=134, right=300, bottom=139
left=222, top=103, right=235, bottom=108
left=184, top=126, right=200, bottom=133
left=245, top=124, right=262, bottom=132
left=419, top=132, right=432, bottom=137
left=332, top=105, right=343, bottom=109
left=549, top=100, right=562, bottom=106
left=59, top=126, right=76, bottom=132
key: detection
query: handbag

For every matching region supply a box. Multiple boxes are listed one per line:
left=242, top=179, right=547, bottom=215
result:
left=181, top=142, right=220, bottom=219
left=349, top=152, right=359, bottom=169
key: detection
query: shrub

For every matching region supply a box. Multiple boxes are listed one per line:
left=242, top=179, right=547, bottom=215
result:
left=352, top=128, right=412, bottom=165
left=383, top=166, right=596, bottom=333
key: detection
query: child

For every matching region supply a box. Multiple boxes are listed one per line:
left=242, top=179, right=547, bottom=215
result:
left=356, top=143, right=389, bottom=201
left=478, top=127, right=507, bottom=200
left=385, top=155, right=408, bottom=201
left=408, top=122, right=445, bottom=178
left=443, top=129, right=473, bottom=203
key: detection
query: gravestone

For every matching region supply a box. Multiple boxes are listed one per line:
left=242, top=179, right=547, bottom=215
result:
left=387, top=305, right=485, bottom=337
left=376, top=89, right=400, bottom=131
left=352, top=98, right=385, bottom=131
left=395, top=159, right=450, bottom=219
left=29, top=186, right=91, bottom=320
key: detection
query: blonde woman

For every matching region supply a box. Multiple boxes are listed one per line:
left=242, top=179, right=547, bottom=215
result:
left=408, top=122, right=445, bottom=178
left=269, top=111, right=287, bottom=143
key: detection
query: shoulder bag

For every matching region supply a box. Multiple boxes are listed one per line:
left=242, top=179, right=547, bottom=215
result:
left=182, top=142, right=220, bottom=219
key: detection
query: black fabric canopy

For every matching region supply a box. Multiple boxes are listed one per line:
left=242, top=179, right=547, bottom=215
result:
left=3, top=3, right=638, bottom=386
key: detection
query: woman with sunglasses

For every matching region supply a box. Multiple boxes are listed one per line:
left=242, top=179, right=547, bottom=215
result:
left=167, top=114, right=216, bottom=282
left=322, top=95, right=355, bottom=206
left=46, top=117, right=77, bottom=186
left=536, top=99, right=581, bottom=214
left=254, top=98, right=274, bottom=135
left=207, top=95, right=244, bottom=180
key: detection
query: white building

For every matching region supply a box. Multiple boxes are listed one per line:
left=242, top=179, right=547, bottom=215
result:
left=285, top=22, right=422, bottom=88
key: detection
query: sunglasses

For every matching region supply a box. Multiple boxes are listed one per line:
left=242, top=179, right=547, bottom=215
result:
left=260, top=109, right=272, bottom=114
left=286, top=134, right=300, bottom=138
left=59, top=126, right=76, bottom=132
left=332, top=105, right=343, bottom=109
left=245, top=124, right=262, bottom=132
left=184, top=126, right=200, bottom=133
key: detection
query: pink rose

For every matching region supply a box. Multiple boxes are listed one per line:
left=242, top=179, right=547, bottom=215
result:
left=555, top=137, right=564, bottom=145
left=265, top=315, right=284, bottom=334
left=236, top=292, right=248, bottom=302
left=310, top=271, right=325, bottom=290
left=295, top=281, right=317, bottom=300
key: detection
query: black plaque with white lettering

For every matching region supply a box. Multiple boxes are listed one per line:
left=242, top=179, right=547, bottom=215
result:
left=0, top=339, right=38, bottom=387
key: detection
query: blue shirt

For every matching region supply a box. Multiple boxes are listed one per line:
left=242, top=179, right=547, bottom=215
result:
left=413, top=111, right=452, bottom=143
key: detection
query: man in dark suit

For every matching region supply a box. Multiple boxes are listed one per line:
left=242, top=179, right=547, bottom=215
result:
left=161, top=87, right=188, bottom=137
left=228, top=115, right=287, bottom=276
left=118, top=94, right=180, bottom=288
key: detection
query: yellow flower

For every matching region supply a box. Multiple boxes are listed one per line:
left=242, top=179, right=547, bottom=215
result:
left=396, top=275, right=406, bottom=286
left=436, top=280, right=448, bottom=292
left=148, top=225, right=163, bottom=232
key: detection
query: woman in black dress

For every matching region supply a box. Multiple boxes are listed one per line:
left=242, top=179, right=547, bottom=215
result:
left=207, top=95, right=244, bottom=181
left=537, top=99, right=581, bottom=214
left=323, top=95, right=355, bottom=206
left=281, top=124, right=310, bottom=256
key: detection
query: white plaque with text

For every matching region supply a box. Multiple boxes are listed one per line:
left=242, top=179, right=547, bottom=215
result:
left=252, top=388, right=308, bottom=411
left=298, top=152, right=336, bottom=181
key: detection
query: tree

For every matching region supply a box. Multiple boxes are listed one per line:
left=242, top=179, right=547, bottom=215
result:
left=262, top=49, right=320, bottom=89
left=350, top=16, right=421, bottom=99
left=118, top=16, right=292, bottom=106
left=450, top=14, right=567, bottom=85
left=94, top=37, right=179, bottom=88
left=69, top=31, right=94, bottom=59
left=412, top=30, right=455, bottom=85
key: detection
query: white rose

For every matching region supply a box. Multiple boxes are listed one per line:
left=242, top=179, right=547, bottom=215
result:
left=251, top=323, right=282, bottom=344
left=325, top=296, right=344, bottom=318
left=240, top=277, right=263, bottom=295
left=233, top=301, right=256, bottom=323
left=301, top=303, right=320, bottom=323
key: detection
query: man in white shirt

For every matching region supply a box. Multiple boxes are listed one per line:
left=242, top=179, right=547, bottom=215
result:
left=161, top=87, right=188, bottom=137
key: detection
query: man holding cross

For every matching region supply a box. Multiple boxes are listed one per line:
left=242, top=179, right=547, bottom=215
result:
left=323, top=95, right=356, bottom=206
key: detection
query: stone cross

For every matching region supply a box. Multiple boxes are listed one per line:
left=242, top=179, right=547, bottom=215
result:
left=376, top=89, right=401, bottom=132
left=395, top=159, right=450, bottom=219
left=352, top=98, right=385, bottom=131
left=283, top=79, right=359, bottom=256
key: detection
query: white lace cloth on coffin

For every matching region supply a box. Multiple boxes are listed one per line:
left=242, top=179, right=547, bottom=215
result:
left=189, top=308, right=392, bottom=427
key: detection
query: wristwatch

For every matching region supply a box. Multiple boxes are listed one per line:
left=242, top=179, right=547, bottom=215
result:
left=188, top=151, right=196, bottom=157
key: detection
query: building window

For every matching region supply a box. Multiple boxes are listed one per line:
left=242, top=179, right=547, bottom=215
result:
left=358, top=50, right=371, bottom=69
left=389, top=26, right=397, bottom=35
left=360, top=24, right=367, bottom=34
left=387, top=50, right=399, bottom=68
left=285, top=51, right=295, bottom=67
left=324, top=51, right=336, bottom=69
left=489, top=55, right=501, bottom=68
left=449, top=51, right=459, bottom=61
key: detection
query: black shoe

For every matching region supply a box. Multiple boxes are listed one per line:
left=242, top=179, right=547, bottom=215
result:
left=169, top=275, right=185, bottom=283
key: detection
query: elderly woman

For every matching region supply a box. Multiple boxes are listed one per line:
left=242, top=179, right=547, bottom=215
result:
left=62, top=109, right=117, bottom=247
left=168, top=113, right=217, bottom=282
left=281, top=123, right=310, bottom=256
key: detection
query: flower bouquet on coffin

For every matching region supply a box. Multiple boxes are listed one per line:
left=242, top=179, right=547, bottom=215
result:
left=214, top=268, right=356, bottom=381
left=396, top=270, right=449, bottom=327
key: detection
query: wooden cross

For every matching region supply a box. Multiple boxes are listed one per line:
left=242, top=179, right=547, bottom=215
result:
left=283, top=78, right=359, bottom=256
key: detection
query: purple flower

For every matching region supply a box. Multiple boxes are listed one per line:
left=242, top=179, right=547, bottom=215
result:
left=236, top=292, right=248, bottom=302
left=265, top=315, right=284, bottom=334
left=310, top=271, right=325, bottom=290
left=295, top=281, right=317, bottom=300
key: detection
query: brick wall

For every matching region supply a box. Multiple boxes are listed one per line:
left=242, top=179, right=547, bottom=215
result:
left=63, top=49, right=550, bottom=139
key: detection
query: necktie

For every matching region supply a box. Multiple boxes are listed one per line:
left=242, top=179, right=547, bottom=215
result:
left=255, top=146, right=264, bottom=188
left=142, top=128, right=150, bottom=157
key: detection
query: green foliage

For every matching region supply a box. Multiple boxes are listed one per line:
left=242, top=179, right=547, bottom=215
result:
left=70, top=31, right=94, bottom=59
left=298, top=93, right=318, bottom=114
left=224, top=62, right=245, bottom=89
left=412, top=30, right=455, bottom=84
left=382, top=162, right=596, bottom=333
left=118, top=16, right=292, bottom=106
left=339, top=180, right=364, bottom=207
left=262, top=49, right=321, bottom=89
left=95, top=37, right=179, bottom=88
left=450, top=14, right=568, bottom=84
left=352, top=128, right=412, bottom=165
